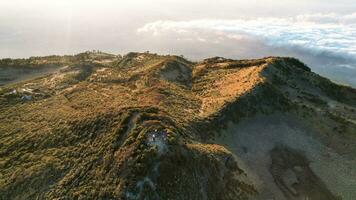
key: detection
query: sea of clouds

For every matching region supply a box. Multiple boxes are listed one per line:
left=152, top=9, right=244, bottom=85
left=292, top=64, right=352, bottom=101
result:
left=1, top=2, right=355, bottom=87
left=138, top=13, right=356, bottom=86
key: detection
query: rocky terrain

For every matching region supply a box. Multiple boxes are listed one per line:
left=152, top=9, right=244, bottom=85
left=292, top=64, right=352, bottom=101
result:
left=0, top=51, right=355, bottom=199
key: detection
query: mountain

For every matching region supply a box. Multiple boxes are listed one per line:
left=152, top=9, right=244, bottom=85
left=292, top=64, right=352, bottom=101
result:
left=0, top=51, right=355, bottom=200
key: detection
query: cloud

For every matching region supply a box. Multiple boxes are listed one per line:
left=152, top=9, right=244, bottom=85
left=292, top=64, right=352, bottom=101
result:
left=138, top=13, right=356, bottom=60
left=137, top=13, right=356, bottom=86
left=296, top=13, right=356, bottom=24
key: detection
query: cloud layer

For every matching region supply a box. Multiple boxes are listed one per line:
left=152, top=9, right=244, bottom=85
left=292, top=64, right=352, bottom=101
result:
left=0, top=1, right=355, bottom=86
left=138, top=13, right=356, bottom=86
left=138, top=13, right=356, bottom=60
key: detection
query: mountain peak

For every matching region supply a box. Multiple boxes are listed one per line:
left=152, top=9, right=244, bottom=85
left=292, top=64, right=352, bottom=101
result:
left=1, top=52, right=355, bottom=199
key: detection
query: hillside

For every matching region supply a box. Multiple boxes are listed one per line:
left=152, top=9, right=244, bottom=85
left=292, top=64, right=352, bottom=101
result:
left=0, top=51, right=355, bottom=200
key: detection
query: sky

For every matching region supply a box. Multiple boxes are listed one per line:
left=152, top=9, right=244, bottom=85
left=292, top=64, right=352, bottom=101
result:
left=1, top=0, right=356, bottom=86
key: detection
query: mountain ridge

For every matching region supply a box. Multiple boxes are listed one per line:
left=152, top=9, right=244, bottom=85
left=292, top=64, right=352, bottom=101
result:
left=0, top=51, right=355, bottom=199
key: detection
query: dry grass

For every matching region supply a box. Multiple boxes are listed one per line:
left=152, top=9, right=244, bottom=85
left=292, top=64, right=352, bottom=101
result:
left=0, top=52, right=355, bottom=199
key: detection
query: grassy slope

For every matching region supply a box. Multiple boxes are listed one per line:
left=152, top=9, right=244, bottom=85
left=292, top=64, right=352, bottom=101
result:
left=0, top=52, right=355, bottom=199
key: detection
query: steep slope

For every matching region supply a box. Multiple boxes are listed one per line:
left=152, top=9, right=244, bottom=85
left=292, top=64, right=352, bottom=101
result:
left=208, top=57, right=356, bottom=200
left=0, top=52, right=355, bottom=200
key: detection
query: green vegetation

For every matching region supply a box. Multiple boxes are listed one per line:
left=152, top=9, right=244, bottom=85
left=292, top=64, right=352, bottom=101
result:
left=0, top=52, right=355, bottom=199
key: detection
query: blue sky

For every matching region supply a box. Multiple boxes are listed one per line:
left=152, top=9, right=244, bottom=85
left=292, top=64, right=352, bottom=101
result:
left=1, top=0, right=356, bottom=86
